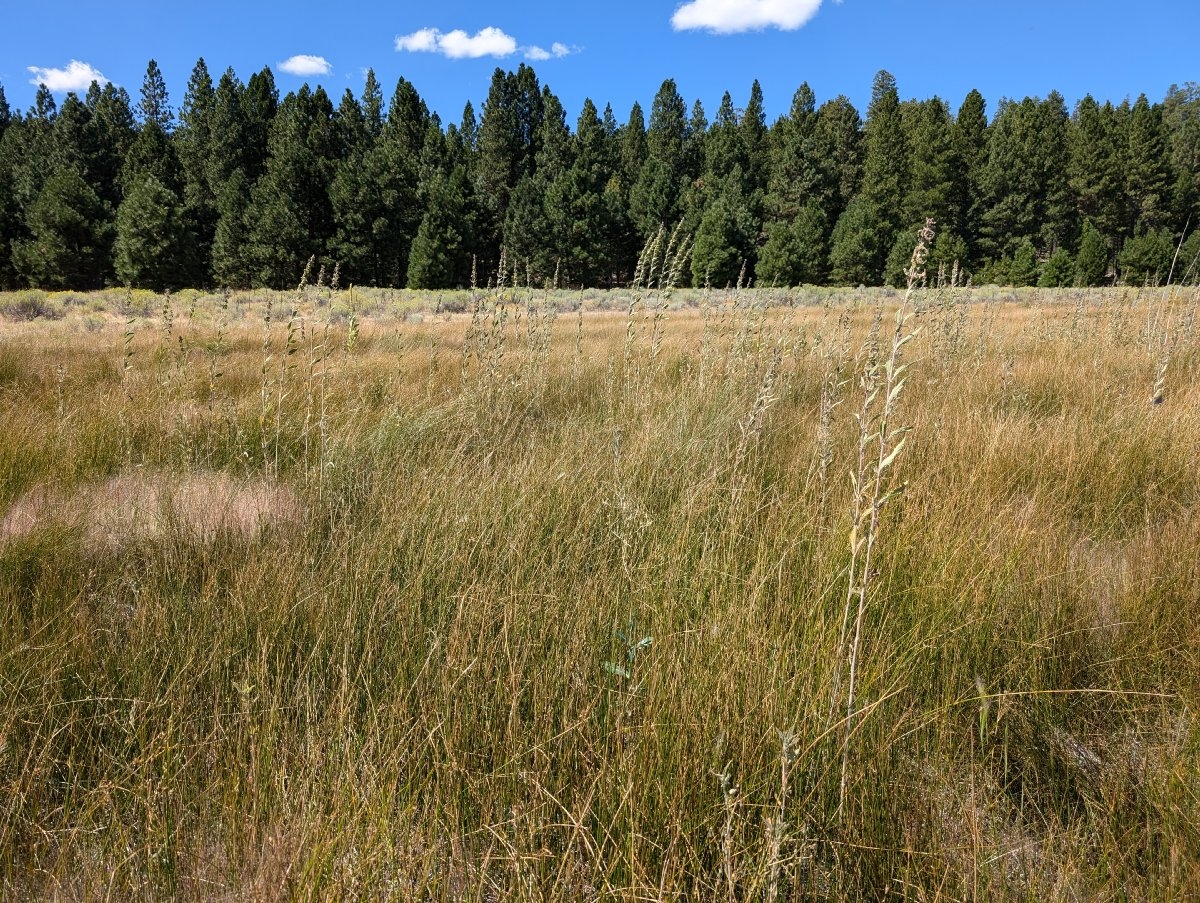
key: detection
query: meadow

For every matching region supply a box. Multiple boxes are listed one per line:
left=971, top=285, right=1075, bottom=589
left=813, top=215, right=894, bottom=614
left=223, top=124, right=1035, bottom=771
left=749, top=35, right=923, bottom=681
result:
left=1, top=261, right=1199, bottom=899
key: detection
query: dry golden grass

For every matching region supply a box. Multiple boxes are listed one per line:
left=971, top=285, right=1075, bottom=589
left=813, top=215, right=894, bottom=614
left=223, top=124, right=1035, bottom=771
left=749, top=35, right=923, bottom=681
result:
left=1, top=281, right=1199, bottom=900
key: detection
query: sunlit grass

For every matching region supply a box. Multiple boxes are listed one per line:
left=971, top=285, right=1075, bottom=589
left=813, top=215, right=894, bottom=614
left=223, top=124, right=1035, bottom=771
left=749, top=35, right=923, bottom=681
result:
left=1, top=280, right=1199, bottom=899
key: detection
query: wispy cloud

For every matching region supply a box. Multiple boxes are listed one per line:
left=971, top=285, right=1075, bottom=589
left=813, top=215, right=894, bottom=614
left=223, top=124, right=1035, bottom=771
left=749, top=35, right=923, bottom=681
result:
left=26, top=60, right=109, bottom=92
left=524, top=42, right=578, bottom=61
left=671, top=0, right=825, bottom=34
left=279, top=54, right=332, bottom=77
left=396, top=27, right=517, bottom=59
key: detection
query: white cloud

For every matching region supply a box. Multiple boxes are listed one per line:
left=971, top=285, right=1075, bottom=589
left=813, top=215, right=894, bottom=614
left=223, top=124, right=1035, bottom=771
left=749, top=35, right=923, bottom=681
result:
left=26, top=60, right=109, bottom=93
left=279, top=54, right=332, bottom=76
left=524, top=40, right=579, bottom=61
left=396, top=28, right=440, bottom=53
left=396, top=26, right=518, bottom=59
left=671, top=0, right=824, bottom=34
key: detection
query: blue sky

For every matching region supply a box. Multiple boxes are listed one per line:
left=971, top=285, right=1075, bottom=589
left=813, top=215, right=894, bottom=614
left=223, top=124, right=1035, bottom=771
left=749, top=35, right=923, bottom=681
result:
left=1, top=1, right=1195, bottom=127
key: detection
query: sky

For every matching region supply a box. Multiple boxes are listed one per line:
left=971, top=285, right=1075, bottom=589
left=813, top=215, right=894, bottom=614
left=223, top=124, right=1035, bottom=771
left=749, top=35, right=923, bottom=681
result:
left=1, top=1, right=1196, bottom=128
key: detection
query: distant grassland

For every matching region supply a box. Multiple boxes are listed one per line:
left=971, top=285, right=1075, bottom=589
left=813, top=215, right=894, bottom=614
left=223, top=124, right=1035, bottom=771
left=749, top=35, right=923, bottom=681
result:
left=1, top=281, right=1199, bottom=900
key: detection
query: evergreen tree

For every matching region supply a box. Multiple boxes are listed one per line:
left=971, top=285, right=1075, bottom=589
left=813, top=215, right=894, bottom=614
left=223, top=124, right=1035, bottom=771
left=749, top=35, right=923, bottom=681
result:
left=208, top=68, right=250, bottom=187
left=12, top=168, right=113, bottom=288
left=1075, top=219, right=1109, bottom=286
left=177, top=58, right=215, bottom=205
left=247, top=86, right=338, bottom=286
left=882, top=227, right=918, bottom=287
left=114, top=175, right=189, bottom=289
left=1118, top=227, right=1174, bottom=284
left=705, top=92, right=749, bottom=187
left=954, top=89, right=989, bottom=255
left=828, top=195, right=883, bottom=285
left=0, top=87, right=18, bottom=288
left=860, top=69, right=909, bottom=273
left=611, top=102, right=648, bottom=279
left=176, top=58, right=217, bottom=282
left=690, top=184, right=753, bottom=287
left=362, top=69, right=384, bottom=139
left=122, top=120, right=183, bottom=197
left=503, top=85, right=572, bottom=282
left=1125, top=94, right=1172, bottom=232
left=979, top=94, right=1073, bottom=261
left=900, top=97, right=961, bottom=240
left=137, top=60, right=173, bottom=131
left=211, top=169, right=253, bottom=287
left=767, top=83, right=821, bottom=218
left=541, top=98, right=616, bottom=285
left=1162, top=83, right=1200, bottom=231
left=1008, top=238, right=1039, bottom=286
left=407, top=165, right=473, bottom=289
left=630, top=79, right=688, bottom=238
left=474, top=65, right=544, bottom=264
left=757, top=201, right=826, bottom=285
left=1038, top=248, right=1074, bottom=287
left=242, top=67, right=279, bottom=181
left=85, top=83, right=135, bottom=210
left=683, top=99, right=708, bottom=183
left=812, top=97, right=863, bottom=237
left=740, top=79, right=769, bottom=202
left=1069, top=96, right=1127, bottom=240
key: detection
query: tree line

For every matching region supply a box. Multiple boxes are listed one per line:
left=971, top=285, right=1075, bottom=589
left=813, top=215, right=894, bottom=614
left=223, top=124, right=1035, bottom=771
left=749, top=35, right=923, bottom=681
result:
left=1, top=59, right=1198, bottom=292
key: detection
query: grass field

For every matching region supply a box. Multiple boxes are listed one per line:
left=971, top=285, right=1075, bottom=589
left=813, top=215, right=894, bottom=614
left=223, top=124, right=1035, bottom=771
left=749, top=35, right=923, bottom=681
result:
left=1, top=272, right=1199, bottom=900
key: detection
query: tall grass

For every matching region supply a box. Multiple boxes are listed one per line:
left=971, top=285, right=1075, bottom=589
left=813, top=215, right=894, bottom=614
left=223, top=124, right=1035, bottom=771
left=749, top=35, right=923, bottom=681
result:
left=1, top=267, right=1199, bottom=899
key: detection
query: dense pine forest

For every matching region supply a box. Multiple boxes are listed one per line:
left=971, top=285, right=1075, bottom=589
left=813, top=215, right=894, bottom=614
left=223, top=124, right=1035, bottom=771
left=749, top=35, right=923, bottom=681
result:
left=0, top=58, right=1198, bottom=291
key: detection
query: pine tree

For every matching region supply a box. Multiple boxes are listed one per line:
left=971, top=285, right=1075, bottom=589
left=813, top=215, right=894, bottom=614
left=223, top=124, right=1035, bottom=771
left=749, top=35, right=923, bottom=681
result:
left=757, top=201, right=826, bottom=285
left=1162, top=83, right=1200, bottom=231
left=211, top=169, right=253, bottom=287
left=247, top=86, right=338, bottom=286
left=740, top=79, right=768, bottom=203
left=1125, top=94, right=1172, bottom=232
left=242, top=67, right=279, bottom=181
left=137, top=60, right=173, bottom=131
left=475, top=65, right=544, bottom=265
left=691, top=186, right=752, bottom=287
left=85, top=83, right=135, bottom=210
left=630, top=79, right=688, bottom=238
left=407, top=165, right=472, bottom=289
left=541, top=98, right=615, bottom=285
left=362, top=69, right=384, bottom=139
left=900, top=97, right=961, bottom=239
left=0, top=87, right=18, bottom=288
left=114, top=175, right=189, bottom=289
left=208, top=69, right=250, bottom=188
left=767, top=83, right=821, bottom=218
left=1069, top=96, right=1127, bottom=241
left=954, top=89, right=988, bottom=258
left=1075, top=219, right=1109, bottom=286
left=12, top=168, right=113, bottom=288
left=1038, top=248, right=1074, bottom=287
left=176, top=58, right=217, bottom=283
left=812, top=96, right=863, bottom=242
left=979, top=94, right=1074, bottom=262
left=860, top=69, right=909, bottom=269
left=1118, top=227, right=1174, bottom=284
left=828, top=195, right=883, bottom=285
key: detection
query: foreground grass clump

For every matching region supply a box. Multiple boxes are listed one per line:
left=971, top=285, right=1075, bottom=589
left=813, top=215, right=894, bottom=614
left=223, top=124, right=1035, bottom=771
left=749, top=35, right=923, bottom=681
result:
left=1, top=279, right=1199, bottom=900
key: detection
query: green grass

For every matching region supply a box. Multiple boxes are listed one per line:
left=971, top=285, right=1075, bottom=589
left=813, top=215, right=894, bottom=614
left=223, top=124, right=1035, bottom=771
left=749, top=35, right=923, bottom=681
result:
left=1, top=281, right=1199, bottom=900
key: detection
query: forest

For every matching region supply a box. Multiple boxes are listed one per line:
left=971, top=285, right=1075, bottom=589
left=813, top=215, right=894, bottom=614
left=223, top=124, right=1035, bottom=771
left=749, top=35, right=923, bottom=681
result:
left=0, top=58, right=1198, bottom=292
